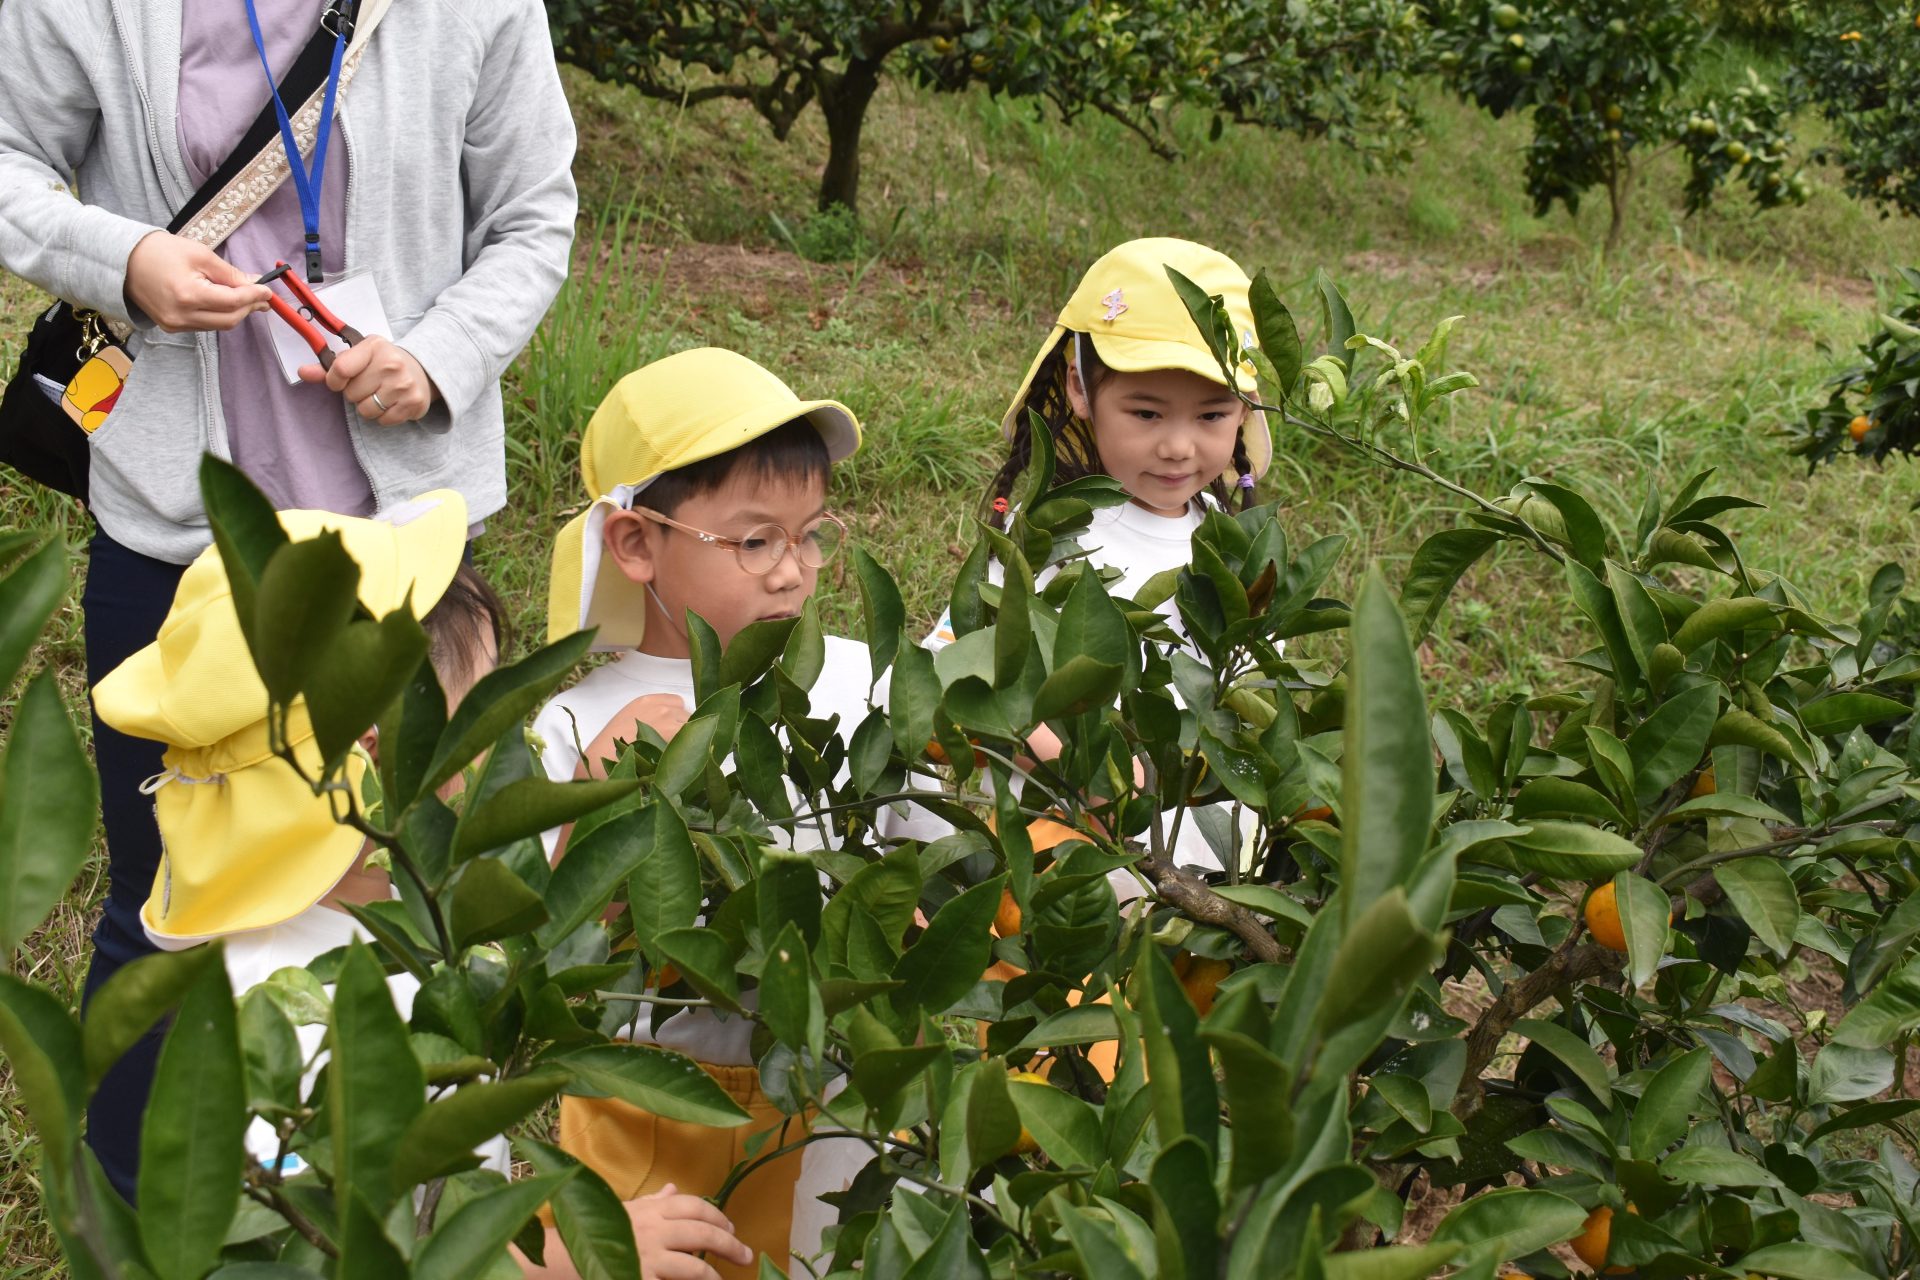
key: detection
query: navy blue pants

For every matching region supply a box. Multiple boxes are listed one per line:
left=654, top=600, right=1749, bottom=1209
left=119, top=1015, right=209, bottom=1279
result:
left=79, top=527, right=187, bottom=1203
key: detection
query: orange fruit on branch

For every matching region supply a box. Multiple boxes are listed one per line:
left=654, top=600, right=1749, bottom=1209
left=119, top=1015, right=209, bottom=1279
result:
left=1571, top=1204, right=1636, bottom=1273
left=924, top=736, right=986, bottom=768
left=993, top=887, right=1023, bottom=938
left=984, top=813, right=1084, bottom=852
left=1008, top=1070, right=1047, bottom=1154
left=1584, top=884, right=1673, bottom=952
left=1850, top=414, right=1873, bottom=443
left=1026, top=816, right=1083, bottom=851
left=1585, top=883, right=1629, bottom=952
left=1689, top=766, right=1716, bottom=798
left=1172, top=952, right=1233, bottom=1015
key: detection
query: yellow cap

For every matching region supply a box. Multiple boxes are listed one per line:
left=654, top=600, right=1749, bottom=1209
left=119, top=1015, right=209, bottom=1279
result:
left=93, top=492, right=469, bottom=945
left=547, top=347, right=861, bottom=649
left=1003, top=237, right=1271, bottom=481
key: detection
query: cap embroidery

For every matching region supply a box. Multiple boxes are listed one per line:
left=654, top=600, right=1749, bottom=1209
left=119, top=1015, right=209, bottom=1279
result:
left=1101, top=288, right=1127, bottom=322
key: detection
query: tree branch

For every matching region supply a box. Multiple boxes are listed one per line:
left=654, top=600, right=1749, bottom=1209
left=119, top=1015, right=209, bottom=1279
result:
left=1136, top=853, right=1285, bottom=964
left=1453, top=936, right=1623, bottom=1121
left=1656, top=820, right=1898, bottom=889
left=244, top=1165, right=339, bottom=1259
left=1084, top=99, right=1180, bottom=161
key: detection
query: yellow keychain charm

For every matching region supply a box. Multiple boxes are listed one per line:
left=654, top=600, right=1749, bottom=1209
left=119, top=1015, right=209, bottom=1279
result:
left=61, top=347, right=133, bottom=434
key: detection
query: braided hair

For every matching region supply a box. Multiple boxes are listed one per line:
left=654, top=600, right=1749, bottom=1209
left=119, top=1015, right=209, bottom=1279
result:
left=985, top=333, right=1257, bottom=528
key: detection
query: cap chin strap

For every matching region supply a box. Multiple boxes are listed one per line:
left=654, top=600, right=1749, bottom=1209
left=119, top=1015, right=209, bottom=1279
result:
left=645, top=581, right=689, bottom=647
left=1072, top=332, right=1090, bottom=402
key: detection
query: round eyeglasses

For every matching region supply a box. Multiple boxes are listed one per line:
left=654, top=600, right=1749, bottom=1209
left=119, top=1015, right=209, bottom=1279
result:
left=634, top=507, right=847, bottom=575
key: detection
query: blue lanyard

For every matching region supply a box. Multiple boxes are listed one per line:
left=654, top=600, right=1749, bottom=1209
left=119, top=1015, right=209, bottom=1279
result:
left=243, top=0, right=354, bottom=283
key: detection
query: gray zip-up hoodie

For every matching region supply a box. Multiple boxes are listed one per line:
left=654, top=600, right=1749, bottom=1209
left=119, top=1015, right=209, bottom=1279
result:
left=0, top=0, right=577, bottom=562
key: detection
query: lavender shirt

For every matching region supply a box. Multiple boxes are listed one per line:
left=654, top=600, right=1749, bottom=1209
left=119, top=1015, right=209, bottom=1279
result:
left=177, top=0, right=374, bottom=516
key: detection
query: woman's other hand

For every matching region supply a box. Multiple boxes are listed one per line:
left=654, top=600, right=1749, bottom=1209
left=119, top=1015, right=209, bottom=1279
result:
left=298, top=334, right=437, bottom=424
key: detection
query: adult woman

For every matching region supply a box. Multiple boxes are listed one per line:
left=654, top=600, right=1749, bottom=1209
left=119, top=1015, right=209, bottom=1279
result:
left=0, top=0, right=577, bottom=1198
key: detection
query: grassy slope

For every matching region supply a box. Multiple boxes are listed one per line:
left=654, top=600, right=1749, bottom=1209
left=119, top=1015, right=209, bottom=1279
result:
left=2, top=60, right=1918, bottom=1273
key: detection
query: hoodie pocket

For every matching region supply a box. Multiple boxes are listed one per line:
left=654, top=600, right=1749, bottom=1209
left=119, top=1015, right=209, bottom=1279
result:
left=86, top=338, right=215, bottom=529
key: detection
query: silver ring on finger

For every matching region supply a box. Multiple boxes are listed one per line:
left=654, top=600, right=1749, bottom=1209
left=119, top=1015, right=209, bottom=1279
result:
left=370, top=391, right=390, bottom=412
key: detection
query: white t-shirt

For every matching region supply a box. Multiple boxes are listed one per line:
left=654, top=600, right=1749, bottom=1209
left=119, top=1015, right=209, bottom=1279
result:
left=923, top=498, right=1253, bottom=878
left=533, top=635, right=943, bottom=859
left=536, top=637, right=885, bottom=788
left=924, top=499, right=1206, bottom=650
left=223, top=904, right=509, bottom=1180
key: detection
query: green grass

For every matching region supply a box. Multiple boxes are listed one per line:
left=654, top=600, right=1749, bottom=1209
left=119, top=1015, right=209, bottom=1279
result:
left=6, top=58, right=1920, bottom=1275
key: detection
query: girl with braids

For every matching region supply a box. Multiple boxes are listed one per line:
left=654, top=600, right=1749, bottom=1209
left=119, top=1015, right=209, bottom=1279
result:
left=926, top=237, right=1272, bottom=650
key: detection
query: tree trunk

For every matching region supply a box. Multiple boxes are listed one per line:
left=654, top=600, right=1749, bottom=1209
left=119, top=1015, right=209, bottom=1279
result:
left=1604, top=152, right=1635, bottom=259
left=817, top=60, right=883, bottom=213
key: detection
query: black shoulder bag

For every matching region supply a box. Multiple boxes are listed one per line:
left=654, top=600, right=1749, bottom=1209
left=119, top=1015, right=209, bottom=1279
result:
left=0, top=20, right=345, bottom=503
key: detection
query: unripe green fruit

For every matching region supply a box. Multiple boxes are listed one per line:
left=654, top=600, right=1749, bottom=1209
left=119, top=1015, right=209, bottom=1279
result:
left=1494, top=3, right=1523, bottom=29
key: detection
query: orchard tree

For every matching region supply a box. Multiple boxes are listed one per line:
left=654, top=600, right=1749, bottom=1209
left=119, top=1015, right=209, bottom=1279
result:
left=542, top=0, right=1428, bottom=215
left=1786, top=266, right=1920, bottom=469
left=1792, top=1, right=1920, bottom=220
left=1432, top=0, right=1807, bottom=256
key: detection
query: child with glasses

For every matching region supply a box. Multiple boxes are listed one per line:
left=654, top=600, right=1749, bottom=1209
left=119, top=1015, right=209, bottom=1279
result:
left=531, top=347, right=940, bottom=1279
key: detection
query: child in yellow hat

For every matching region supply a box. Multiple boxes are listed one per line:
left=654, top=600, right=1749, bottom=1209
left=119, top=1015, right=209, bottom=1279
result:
left=92, top=495, right=752, bottom=1280
left=930, top=235, right=1269, bottom=649
left=927, top=238, right=1271, bottom=882
left=90, top=494, right=502, bottom=1174
left=536, top=347, right=945, bottom=1278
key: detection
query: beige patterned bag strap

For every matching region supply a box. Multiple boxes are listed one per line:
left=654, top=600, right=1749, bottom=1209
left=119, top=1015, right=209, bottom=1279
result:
left=179, top=0, right=394, bottom=250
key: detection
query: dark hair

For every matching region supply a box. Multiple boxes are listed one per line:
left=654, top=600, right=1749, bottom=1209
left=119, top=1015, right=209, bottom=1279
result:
left=985, top=333, right=1255, bottom=528
left=642, top=418, right=831, bottom=518
left=422, top=561, right=507, bottom=687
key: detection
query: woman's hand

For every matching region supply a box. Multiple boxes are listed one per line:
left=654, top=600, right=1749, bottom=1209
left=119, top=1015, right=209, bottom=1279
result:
left=123, top=231, right=271, bottom=332
left=298, top=334, right=437, bottom=425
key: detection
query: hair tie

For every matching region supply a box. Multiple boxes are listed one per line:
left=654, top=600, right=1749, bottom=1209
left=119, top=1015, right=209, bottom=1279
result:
left=1236, top=473, right=1256, bottom=491
left=992, top=497, right=1010, bottom=514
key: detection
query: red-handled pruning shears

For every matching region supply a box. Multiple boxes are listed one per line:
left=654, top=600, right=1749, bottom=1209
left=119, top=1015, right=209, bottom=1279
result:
left=258, top=261, right=364, bottom=370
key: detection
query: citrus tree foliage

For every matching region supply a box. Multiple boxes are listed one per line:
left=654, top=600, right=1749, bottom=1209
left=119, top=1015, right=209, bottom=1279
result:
left=5, top=279, right=1920, bottom=1276
left=541, top=0, right=1427, bottom=213
left=1431, top=0, right=1806, bottom=255
left=1786, top=265, right=1920, bottom=470
left=1791, top=1, right=1920, bottom=221
left=1691, top=0, right=1808, bottom=37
